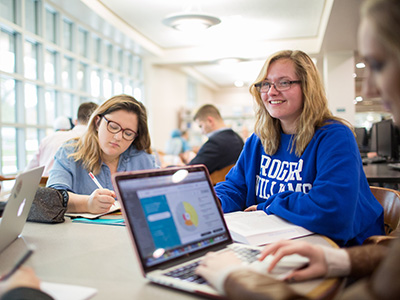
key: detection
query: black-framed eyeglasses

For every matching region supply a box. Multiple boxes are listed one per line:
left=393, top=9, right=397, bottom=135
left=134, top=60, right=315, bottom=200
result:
left=254, top=79, right=301, bottom=93
left=102, top=115, right=137, bottom=141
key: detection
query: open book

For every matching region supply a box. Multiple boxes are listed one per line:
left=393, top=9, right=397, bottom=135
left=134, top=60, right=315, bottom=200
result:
left=224, top=211, right=313, bottom=246
left=65, top=201, right=121, bottom=219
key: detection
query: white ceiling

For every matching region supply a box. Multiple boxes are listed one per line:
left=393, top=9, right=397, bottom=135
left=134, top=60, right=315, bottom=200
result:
left=75, top=0, right=363, bottom=89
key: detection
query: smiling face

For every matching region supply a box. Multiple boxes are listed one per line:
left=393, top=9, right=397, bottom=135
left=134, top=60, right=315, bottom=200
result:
left=261, top=58, right=303, bottom=134
left=96, top=109, right=138, bottom=162
left=358, top=17, right=400, bottom=125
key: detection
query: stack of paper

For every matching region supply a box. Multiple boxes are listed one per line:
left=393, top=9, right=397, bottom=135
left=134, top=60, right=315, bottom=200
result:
left=224, top=211, right=313, bottom=246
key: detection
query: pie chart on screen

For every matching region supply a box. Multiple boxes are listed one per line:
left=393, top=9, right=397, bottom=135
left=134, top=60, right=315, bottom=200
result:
left=176, top=201, right=198, bottom=231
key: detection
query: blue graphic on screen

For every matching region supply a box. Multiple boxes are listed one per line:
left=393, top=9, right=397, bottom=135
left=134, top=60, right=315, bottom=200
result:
left=141, top=195, right=181, bottom=249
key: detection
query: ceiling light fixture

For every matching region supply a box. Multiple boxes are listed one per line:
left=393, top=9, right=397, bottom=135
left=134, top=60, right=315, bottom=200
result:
left=162, top=13, right=221, bottom=32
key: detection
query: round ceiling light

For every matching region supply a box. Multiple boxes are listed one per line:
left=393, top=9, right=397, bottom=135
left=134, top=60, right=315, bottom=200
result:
left=162, top=13, right=221, bottom=32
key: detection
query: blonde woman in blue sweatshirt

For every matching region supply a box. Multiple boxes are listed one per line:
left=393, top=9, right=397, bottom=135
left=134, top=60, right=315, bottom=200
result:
left=215, top=50, right=384, bottom=247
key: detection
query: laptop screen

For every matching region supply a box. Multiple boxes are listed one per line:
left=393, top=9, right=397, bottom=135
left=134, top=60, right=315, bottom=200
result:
left=113, top=165, right=231, bottom=270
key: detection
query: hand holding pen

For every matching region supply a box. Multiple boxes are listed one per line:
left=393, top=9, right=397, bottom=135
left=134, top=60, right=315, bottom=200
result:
left=87, top=172, right=116, bottom=213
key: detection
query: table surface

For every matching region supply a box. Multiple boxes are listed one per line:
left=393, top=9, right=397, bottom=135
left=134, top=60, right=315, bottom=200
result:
left=0, top=219, right=342, bottom=300
left=363, top=163, right=400, bottom=184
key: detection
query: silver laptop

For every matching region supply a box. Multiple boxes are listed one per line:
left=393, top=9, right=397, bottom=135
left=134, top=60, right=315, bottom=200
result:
left=0, top=166, right=44, bottom=253
left=112, top=165, right=262, bottom=298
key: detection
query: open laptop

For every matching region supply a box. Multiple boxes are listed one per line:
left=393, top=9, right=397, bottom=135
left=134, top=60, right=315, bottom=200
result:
left=113, top=165, right=267, bottom=298
left=0, top=166, right=44, bottom=253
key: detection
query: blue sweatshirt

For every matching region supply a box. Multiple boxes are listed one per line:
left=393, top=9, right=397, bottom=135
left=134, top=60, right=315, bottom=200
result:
left=215, top=122, right=384, bottom=247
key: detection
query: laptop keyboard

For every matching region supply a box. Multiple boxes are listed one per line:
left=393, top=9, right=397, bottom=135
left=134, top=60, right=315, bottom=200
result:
left=163, top=246, right=261, bottom=285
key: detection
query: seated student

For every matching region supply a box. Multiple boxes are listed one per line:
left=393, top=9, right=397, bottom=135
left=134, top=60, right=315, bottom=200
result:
left=214, top=50, right=384, bottom=247
left=47, top=94, right=157, bottom=214
left=187, top=104, right=244, bottom=174
left=25, top=102, right=98, bottom=176
left=165, top=129, right=191, bottom=156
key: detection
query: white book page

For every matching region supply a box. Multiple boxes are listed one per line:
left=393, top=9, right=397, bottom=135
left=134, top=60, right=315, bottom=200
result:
left=224, top=211, right=313, bottom=245
left=41, top=282, right=97, bottom=300
left=65, top=201, right=121, bottom=219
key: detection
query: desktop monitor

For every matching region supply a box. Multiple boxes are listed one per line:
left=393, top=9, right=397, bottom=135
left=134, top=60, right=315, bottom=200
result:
left=369, top=123, right=378, bottom=153
left=375, top=119, right=399, bottom=161
left=355, top=127, right=368, bottom=153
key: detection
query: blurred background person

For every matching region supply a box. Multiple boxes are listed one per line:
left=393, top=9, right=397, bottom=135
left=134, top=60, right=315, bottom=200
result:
left=187, top=104, right=244, bottom=174
left=26, top=102, right=98, bottom=177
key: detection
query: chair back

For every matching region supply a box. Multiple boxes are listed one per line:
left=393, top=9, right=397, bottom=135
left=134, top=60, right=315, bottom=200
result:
left=210, top=164, right=235, bottom=186
left=370, top=186, right=400, bottom=235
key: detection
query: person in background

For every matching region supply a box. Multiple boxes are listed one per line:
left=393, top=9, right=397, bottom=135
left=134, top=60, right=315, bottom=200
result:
left=187, top=104, right=244, bottom=174
left=196, top=0, right=400, bottom=299
left=26, top=102, right=98, bottom=176
left=52, top=116, right=71, bottom=131
left=165, top=129, right=191, bottom=156
left=47, top=94, right=157, bottom=214
left=214, top=49, right=383, bottom=247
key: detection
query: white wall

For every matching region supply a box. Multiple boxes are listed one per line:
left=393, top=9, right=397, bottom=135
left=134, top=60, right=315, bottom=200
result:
left=145, top=65, right=219, bottom=151
left=323, top=51, right=356, bottom=125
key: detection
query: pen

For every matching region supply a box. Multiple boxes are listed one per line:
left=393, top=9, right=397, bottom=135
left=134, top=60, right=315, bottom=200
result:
left=0, top=248, right=34, bottom=281
left=88, top=172, right=116, bottom=207
left=88, top=172, right=103, bottom=189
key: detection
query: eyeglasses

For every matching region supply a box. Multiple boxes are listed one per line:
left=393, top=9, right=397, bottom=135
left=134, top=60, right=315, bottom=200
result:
left=254, top=79, right=301, bottom=93
left=102, top=115, right=137, bottom=141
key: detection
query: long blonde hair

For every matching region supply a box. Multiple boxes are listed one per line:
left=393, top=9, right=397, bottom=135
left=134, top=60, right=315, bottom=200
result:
left=250, top=50, right=351, bottom=156
left=69, top=94, right=152, bottom=174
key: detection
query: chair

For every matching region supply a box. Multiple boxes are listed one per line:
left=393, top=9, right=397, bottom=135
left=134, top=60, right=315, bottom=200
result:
left=210, top=164, right=235, bottom=186
left=40, top=176, right=49, bottom=187
left=364, top=186, right=400, bottom=245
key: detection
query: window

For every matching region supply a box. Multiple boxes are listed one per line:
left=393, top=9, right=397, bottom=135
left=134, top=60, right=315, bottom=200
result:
left=62, top=56, right=73, bottom=89
left=103, top=72, right=112, bottom=99
left=105, top=42, right=113, bottom=68
left=25, top=0, right=39, bottom=35
left=77, top=62, right=87, bottom=91
left=24, top=39, right=38, bottom=80
left=1, top=127, right=17, bottom=174
left=44, top=89, right=56, bottom=126
left=44, top=49, right=56, bottom=84
left=24, top=83, right=38, bottom=124
left=0, top=28, right=16, bottom=73
left=45, top=8, right=57, bottom=43
left=1, top=77, right=16, bottom=123
left=90, top=69, right=101, bottom=97
left=63, top=18, right=73, bottom=51
left=78, top=27, right=88, bottom=57
left=0, top=0, right=16, bottom=24
left=0, top=0, right=145, bottom=174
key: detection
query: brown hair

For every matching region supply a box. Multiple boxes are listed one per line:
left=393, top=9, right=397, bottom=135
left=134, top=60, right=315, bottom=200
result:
left=193, top=104, right=222, bottom=121
left=77, top=102, right=98, bottom=124
left=69, top=94, right=152, bottom=174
